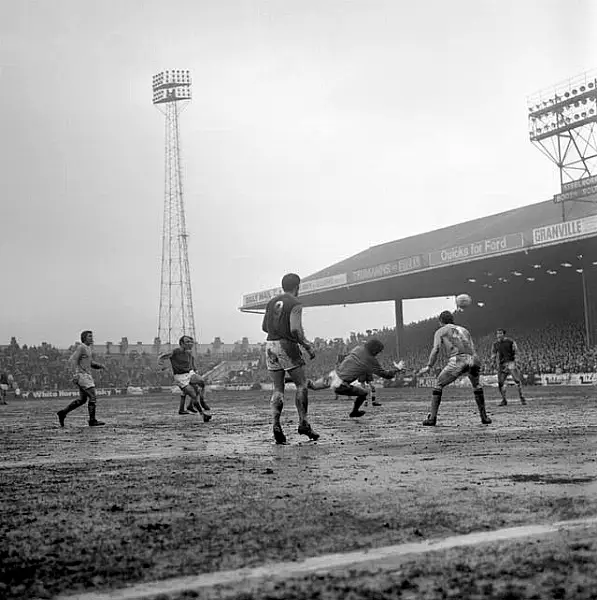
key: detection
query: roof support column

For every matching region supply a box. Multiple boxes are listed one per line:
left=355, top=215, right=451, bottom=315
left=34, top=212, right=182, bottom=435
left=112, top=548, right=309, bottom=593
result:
left=394, top=299, right=404, bottom=358
left=581, top=262, right=597, bottom=348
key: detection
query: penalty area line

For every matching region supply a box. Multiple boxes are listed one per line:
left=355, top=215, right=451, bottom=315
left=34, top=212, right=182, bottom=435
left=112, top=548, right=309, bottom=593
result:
left=57, top=515, right=597, bottom=600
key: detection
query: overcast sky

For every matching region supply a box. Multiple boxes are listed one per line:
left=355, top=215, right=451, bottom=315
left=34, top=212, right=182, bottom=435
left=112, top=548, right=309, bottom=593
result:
left=1, top=0, right=595, bottom=347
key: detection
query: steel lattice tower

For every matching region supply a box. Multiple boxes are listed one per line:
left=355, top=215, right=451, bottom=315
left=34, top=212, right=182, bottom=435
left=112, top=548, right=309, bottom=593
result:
left=152, top=70, right=196, bottom=351
left=528, top=69, right=597, bottom=219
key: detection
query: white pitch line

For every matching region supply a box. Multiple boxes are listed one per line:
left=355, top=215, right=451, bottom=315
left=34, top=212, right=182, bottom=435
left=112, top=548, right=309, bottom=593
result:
left=57, top=516, right=597, bottom=600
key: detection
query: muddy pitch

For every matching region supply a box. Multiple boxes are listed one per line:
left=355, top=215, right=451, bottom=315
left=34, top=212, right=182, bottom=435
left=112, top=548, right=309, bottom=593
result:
left=1, top=386, right=596, bottom=599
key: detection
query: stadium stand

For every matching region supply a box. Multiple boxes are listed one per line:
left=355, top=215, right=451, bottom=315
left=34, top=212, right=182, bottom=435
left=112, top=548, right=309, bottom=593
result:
left=1, top=315, right=596, bottom=393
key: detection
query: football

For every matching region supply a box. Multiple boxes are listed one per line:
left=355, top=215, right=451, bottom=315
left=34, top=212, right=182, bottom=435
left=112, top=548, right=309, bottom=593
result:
left=455, top=293, right=473, bottom=309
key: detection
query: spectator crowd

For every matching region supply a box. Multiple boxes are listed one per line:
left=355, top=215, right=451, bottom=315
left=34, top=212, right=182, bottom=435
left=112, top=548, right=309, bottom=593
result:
left=1, top=316, right=596, bottom=392
left=0, top=337, right=226, bottom=393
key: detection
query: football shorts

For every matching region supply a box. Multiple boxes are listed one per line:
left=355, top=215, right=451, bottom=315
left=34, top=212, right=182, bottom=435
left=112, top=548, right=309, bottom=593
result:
left=174, top=370, right=203, bottom=389
left=437, top=354, right=481, bottom=387
left=265, top=340, right=305, bottom=371
left=73, top=372, right=95, bottom=390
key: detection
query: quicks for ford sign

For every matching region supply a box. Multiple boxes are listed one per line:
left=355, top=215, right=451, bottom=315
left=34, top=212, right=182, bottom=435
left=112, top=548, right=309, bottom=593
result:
left=428, top=233, right=524, bottom=266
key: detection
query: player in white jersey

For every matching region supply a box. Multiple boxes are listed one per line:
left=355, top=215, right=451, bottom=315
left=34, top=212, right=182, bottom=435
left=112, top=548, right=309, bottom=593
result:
left=418, top=311, right=491, bottom=426
left=57, top=330, right=107, bottom=427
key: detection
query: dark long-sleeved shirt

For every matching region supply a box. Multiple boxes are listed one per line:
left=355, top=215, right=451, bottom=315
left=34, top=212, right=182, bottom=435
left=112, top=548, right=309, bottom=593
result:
left=336, top=345, right=394, bottom=384
left=158, top=348, right=196, bottom=374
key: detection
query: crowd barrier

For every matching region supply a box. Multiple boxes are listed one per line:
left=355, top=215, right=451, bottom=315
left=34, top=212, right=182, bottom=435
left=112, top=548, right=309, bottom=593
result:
left=417, top=373, right=597, bottom=388
left=11, top=373, right=597, bottom=399
left=538, top=373, right=597, bottom=386
left=19, top=384, right=255, bottom=399
left=23, top=388, right=131, bottom=399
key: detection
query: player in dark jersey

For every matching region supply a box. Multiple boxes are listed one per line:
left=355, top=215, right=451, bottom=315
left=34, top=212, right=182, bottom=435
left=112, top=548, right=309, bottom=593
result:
left=329, top=340, right=400, bottom=416
left=158, top=336, right=212, bottom=421
left=418, top=311, right=491, bottom=426
left=0, top=372, right=10, bottom=404
left=491, top=329, right=526, bottom=406
left=262, top=273, right=318, bottom=445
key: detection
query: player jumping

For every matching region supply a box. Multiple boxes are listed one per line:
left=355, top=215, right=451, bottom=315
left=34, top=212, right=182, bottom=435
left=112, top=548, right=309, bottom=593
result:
left=158, top=336, right=212, bottom=421
left=418, top=311, right=491, bottom=426
left=263, top=273, right=319, bottom=445
left=492, top=328, right=526, bottom=406
left=330, top=339, right=400, bottom=418
left=57, top=330, right=107, bottom=427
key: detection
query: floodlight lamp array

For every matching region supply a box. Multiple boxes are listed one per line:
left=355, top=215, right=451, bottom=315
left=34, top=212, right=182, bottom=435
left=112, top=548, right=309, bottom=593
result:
left=527, top=70, right=597, bottom=141
left=152, top=70, right=191, bottom=91
left=153, top=86, right=192, bottom=104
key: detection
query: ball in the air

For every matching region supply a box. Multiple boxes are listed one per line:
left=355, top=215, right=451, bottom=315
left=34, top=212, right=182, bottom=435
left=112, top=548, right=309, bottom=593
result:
left=455, top=293, right=473, bottom=309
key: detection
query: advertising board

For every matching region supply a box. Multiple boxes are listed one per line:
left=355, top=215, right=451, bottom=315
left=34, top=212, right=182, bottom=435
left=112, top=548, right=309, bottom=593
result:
left=428, top=233, right=524, bottom=267
left=532, top=214, right=597, bottom=245
left=553, top=174, right=597, bottom=203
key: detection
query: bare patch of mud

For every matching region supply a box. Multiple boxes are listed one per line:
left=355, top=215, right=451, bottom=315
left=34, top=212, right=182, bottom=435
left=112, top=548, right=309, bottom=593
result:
left=2, top=387, right=597, bottom=600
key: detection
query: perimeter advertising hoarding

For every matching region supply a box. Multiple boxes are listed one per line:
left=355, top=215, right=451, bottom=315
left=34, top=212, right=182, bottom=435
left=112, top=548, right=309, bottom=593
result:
left=428, top=233, right=524, bottom=267
left=532, top=214, right=597, bottom=245
left=538, top=373, right=597, bottom=386
left=416, top=374, right=597, bottom=388
left=241, top=273, right=348, bottom=308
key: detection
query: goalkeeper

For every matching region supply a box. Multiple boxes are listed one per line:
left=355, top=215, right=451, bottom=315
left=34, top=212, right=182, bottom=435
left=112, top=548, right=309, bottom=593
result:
left=329, top=339, right=403, bottom=418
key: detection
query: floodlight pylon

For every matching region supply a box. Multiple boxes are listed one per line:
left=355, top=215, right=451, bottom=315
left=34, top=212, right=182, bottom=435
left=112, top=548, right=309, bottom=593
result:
left=528, top=69, right=597, bottom=218
left=152, top=70, right=196, bottom=351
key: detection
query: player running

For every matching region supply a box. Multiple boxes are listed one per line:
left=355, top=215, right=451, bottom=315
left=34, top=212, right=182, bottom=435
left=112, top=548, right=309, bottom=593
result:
left=158, top=336, right=212, bottom=421
left=57, top=330, right=107, bottom=427
left=329, top=339, right=401, bottom=417
left=492, top=328, right=526, bottom=406
left=263, top=272, right=319, bottom=445
left=418, top=311, right=492, bottom=426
